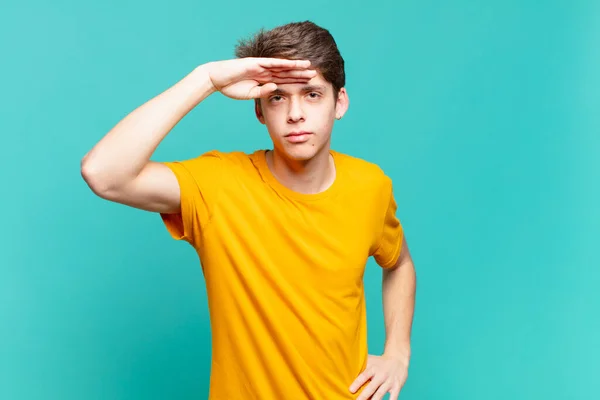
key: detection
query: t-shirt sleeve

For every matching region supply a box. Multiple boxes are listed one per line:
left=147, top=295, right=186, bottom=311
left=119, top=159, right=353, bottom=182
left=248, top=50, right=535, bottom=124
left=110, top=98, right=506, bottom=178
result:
left=159, top=150, right=224, bottom=245
left=373, top=178, right=404, bottom=269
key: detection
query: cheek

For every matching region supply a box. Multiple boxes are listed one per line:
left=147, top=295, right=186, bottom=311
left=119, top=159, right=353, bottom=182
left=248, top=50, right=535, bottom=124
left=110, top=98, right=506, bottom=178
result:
left=261, top=112, right=286, bottom=139
left=305, top=100, right=333, bottom=117
left=314, top=109, right=336, bottom=131
left=262, top=106, right=285, bottom=124
left=260, top=108, right=279, bottom=125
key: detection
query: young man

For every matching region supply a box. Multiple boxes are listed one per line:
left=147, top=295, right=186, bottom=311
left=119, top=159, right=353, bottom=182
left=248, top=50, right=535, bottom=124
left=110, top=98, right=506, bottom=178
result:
left=82, top=21, right=415, bottom=400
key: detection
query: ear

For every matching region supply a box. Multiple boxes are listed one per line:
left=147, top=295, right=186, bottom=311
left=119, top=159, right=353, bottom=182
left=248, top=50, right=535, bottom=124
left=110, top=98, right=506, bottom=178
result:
left=334, top=88, right=349, bottom=120
left=255, top=99, right=265, bottom=124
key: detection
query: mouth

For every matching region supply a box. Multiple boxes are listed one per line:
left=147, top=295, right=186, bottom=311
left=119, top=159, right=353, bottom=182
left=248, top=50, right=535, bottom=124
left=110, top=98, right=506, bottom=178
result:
left=284, top=131, right=313, bottom=144
left=285, top=131, right=313, bottom=137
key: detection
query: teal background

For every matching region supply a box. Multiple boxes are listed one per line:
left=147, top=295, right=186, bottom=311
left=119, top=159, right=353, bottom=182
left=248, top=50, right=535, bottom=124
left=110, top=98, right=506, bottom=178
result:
left=1, top=0, right=599, bottom=399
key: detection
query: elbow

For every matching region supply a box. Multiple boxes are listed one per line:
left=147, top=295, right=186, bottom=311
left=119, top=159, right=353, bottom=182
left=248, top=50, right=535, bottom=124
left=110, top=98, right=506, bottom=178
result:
left=80, top=157, right=118, bottom=199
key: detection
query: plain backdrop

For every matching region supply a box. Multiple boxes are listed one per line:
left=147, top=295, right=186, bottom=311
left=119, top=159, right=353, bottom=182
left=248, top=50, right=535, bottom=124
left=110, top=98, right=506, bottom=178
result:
left=1, top=0, right=599, bottom=399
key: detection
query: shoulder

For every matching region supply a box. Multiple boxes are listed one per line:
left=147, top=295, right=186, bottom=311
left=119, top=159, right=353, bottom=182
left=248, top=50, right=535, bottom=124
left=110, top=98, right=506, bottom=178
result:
left=177, top=149, right=258, bottom=171
left=334, top=150, right=393, bottom=193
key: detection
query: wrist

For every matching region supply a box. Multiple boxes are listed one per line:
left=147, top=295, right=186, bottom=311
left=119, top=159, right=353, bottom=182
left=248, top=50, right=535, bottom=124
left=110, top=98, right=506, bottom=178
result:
left=383, top=345, right=411, bottom=364
left=184, top=64, right=218, bottom=99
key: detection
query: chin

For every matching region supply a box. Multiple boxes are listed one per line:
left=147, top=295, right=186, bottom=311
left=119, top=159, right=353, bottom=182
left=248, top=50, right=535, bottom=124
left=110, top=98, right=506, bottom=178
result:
left=280, top=142, right=322, bottom=161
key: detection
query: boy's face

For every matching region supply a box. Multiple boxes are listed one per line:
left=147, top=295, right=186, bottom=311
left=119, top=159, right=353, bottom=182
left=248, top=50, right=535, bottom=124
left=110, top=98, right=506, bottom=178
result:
left=255, top=72, right=348, bottom=161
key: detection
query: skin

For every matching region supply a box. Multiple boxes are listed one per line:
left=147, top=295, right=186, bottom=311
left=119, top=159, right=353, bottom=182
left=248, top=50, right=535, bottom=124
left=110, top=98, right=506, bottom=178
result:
left=255, top=71, right=348, bottom=194
left=81, top=56, right=415, bottom=399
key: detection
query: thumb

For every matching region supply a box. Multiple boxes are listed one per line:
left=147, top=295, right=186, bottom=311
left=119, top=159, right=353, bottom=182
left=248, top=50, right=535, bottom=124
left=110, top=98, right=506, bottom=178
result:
left=251, top=82, right=277, bottom=98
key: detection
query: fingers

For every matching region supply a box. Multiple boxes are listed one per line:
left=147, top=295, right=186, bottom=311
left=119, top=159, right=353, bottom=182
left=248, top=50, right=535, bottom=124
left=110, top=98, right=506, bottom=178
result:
left=349, top=367, right=374, bottom=393
left=272, top=70, right=317, bottom=79
left=257, top=58, right=311, bottom=69
left=356, top=377, right=386, bottom=400
left=389, top=386, right=401, bottom=400
left=250, top=77, right=313, bottom=99
left=250, top=82, right=278, bottom=99
left=269, top=77, right=313, bottom=84
left=244, top=60, right=316, bottom=99
left=255, top=70, right=315, bottom=85
left=267, top=67, right=315, bottom=73
left=370, top=382, right=392, bottom=400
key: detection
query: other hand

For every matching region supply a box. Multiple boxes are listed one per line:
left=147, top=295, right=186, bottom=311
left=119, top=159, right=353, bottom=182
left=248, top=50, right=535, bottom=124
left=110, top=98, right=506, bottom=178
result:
left=349, top=354, right=409, bottom=400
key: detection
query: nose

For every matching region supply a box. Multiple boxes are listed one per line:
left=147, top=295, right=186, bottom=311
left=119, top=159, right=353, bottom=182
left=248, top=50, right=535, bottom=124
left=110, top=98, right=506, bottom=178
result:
left=287, top=97, right=305, bottom=123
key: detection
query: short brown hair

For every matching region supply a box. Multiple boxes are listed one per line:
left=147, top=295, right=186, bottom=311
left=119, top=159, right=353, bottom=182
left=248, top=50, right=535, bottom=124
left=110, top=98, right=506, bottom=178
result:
left=234, top=21, right=346, bottom=101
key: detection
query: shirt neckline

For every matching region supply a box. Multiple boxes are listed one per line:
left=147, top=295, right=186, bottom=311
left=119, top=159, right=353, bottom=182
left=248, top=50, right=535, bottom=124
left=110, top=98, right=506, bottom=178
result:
left=255, top=149, right=343, bottom=201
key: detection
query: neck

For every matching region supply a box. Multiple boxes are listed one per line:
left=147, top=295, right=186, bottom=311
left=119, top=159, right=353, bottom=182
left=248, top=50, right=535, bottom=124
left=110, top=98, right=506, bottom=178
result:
left=267, top=145, right=335, bottom=195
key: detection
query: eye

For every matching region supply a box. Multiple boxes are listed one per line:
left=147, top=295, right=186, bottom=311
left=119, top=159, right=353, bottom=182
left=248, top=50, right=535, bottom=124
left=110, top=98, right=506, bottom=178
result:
left=269, top=95, right=283, bottom=102
left=308, top=92, right=320, bottom=99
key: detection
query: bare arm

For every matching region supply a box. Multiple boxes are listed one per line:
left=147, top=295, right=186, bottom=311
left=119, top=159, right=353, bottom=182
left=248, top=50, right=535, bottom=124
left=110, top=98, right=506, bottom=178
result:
left=81, top=58, right=315, bottom=214
left=349, top=235, right=415, bottom=399
left=80, top=65, right=216, bottom=214
left=382, top=235, right=416, bottom=363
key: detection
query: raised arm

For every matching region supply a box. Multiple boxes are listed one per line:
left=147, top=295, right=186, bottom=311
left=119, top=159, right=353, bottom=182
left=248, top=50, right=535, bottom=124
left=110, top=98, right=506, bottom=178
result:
left=81, top=58, right=316, bottom=213
left=80, top=65, right=216, bottom=213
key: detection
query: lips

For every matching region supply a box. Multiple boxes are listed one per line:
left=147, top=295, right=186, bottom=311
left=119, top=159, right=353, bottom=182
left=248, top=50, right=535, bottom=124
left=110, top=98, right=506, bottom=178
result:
left=285, top=131, right=312, bottom=137
left=284, top=131, right=313, bottom=143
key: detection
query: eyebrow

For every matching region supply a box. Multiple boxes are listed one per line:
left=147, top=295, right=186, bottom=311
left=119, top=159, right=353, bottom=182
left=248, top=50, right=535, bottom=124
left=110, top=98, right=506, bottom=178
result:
left=270, top=85, right=327, bottom=96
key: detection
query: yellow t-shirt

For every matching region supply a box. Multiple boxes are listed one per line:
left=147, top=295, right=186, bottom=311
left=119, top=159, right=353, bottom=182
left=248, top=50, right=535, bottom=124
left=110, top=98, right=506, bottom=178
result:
left=160, top=149, right=403, bottom=399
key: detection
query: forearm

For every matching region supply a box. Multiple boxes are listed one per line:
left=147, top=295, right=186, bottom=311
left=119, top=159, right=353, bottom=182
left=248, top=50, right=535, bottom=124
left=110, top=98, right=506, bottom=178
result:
left=382, top=254, right=416, bottom=363
left=81, top=64, right=216, bottom=191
